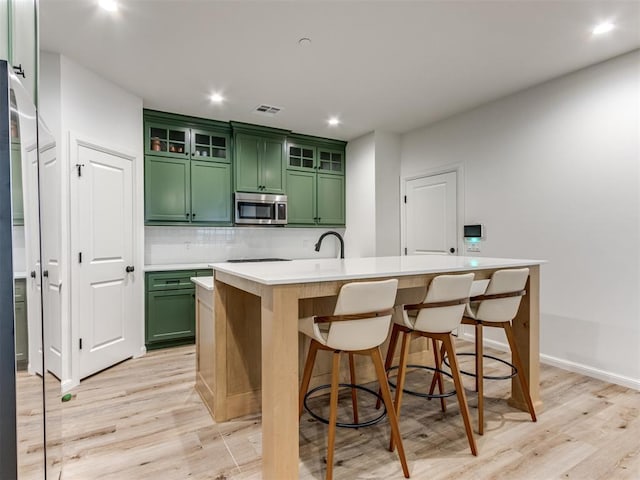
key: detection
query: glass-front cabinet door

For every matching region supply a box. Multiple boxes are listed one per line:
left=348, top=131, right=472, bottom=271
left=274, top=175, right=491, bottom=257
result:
left=191, top=129, right=229, bottom=162
left=287, top=143, right=315, bottom=171
left=145, top=122, right=190, bottom=158
left=318, top=148, right=344, bottom=175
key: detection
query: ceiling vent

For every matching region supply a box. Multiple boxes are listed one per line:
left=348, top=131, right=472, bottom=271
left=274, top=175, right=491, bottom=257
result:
left=253, top=104, right=283, bottom=116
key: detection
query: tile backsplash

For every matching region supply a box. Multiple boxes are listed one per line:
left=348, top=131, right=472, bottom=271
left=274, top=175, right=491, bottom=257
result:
left=144, top=226, right=345, bottom=265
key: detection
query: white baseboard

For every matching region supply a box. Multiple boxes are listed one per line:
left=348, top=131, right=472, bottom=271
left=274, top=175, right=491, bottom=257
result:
left=459, top=330, right=640, bottom=391
left=134, top=345, right=146, bottom=358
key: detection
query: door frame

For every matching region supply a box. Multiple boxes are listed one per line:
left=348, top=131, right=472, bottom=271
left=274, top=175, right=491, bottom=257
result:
left=68, top=132, right=143, bottom=389
left=400, top=163, right=465, bottom=256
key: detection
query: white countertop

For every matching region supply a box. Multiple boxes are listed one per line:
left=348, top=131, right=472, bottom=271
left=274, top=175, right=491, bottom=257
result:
left=210, top=255, right=545, bottom=286
left=145, top=263, right=212, bottom=272
left=191, top=276, right=214, bottom=291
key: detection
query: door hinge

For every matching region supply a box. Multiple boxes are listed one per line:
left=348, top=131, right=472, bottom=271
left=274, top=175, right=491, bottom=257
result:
left=76, top=163, right=85, bottom=177
left=404, top=195, right=407, bottom=203
left=78, top=252, right=82, bottom=263
left=404, top=247, right=408, bottom=255
left=79, top=338, right=83, bottom=350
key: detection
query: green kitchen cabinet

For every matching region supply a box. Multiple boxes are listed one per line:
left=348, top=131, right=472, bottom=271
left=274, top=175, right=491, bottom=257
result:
left=233, top=130, right=286, bottom=194
left=286, top=170, right=316, bottom=225
left=191, top=128, right=230, bottom=162
left=11, top=141, right=23, bottom=226
left=317, top=173, right=345, bottom=225
left=317, top=148, right=345, bottom=175
left=145, top=156, right=190, bottom=222
left=145, top=269, right=210, bottom=350
left=285, top=134, right=346, bottom=227
left=190, top=161, right=232, bottom=223
left=145, top=122, right=191, bottom=158
left=14, top=279, right=27, bottom=370
left=286, top=142, right=316, bottom=172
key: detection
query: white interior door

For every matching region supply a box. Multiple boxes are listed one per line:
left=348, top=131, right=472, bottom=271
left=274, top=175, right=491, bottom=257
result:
left=74, top=142, right=135, bottom=379
left=39, top=139, right=62, bottom=379
left=405, top=171, right=458, bottom=255
left=23, top=140, right=43, bottom=376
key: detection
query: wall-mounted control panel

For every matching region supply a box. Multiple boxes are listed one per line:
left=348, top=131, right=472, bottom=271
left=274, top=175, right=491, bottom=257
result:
left=464, top=224, right=484, bottom=253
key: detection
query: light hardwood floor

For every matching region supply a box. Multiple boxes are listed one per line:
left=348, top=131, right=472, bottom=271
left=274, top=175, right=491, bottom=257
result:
left=58, top=343, right=640, bottom=480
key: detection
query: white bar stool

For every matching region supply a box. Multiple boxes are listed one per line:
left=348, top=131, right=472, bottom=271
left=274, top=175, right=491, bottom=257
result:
left=298, top=279, right=410, bottom=480
left=383, top=273, right=477, bottom=456
left=455, top=267, right=537, bottom=435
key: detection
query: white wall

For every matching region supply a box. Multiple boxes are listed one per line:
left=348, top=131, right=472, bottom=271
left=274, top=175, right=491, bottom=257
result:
left=374, top=131, right=401, bottom=256
left=345, top=132, right=376, bottom=257
left=401, top=50, right=640, bottom=388
left=39, top=52, right=144, bottom=388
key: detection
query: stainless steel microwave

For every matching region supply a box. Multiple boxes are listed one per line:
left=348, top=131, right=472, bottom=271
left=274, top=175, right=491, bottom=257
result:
left=234, top=192, right=288, bottom=225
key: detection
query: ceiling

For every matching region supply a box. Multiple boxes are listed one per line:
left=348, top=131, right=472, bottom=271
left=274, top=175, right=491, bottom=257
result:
left=39, top=1, right=640, bottom=141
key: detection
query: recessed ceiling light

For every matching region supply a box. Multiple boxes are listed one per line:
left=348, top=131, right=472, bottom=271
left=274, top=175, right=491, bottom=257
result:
left=210, top=92, right=224, bottom=104
left=99, top=0, right=118, bottom=12
left=328, top=117, right=340, bottom=126
left=592, top=22, right=615, bottom=35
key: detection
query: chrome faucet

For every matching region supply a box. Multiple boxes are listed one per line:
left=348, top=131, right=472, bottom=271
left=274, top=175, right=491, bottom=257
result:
left=314, top=231, right=345, bottom=259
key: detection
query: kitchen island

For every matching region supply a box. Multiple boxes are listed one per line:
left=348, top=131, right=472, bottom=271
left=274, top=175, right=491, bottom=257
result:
left=198, top=255, right=544, bottom=480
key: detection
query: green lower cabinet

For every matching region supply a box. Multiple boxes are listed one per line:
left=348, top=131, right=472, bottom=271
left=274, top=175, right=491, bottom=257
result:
left=317, top=174, right=345, bottom=225
left=191, top=161, right=232, bottom=223
left=14, top=279, right=28, bottom=370
left=145, top=156, right=190, bottom=222
left=145, top=270, right=210, bottom=350
left=286, top=170, right=316, bottom=225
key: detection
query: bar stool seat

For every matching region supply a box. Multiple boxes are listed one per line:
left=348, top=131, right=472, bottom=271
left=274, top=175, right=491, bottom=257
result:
left=298, top=279, right=410, bottom=480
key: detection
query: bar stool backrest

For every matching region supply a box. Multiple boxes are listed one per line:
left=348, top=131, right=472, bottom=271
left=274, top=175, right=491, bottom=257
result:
left=475, top=268, right=529, bottom=323
left=325, top=279, right=398, bottom=351
left=413, top=273, right=474, bottom=333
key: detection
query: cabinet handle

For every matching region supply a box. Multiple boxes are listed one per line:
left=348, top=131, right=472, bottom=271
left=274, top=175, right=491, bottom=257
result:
left=192, top=213, right=196, bottom=218
left=125, top=265, right=135, bottom=273
left=185, top=213, right=190, bottom=218
left=318, top=217, right=321, bottom=222
left=30, top=271, right=36, bottom=278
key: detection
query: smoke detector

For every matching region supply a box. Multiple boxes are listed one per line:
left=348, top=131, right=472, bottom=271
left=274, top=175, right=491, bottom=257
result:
left=253, top=104, right=283, bottom=116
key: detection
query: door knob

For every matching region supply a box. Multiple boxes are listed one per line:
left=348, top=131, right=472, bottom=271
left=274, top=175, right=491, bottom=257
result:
left=125, top=266, right=135, bottom=273
left=449, top=247, right=456, bottom=254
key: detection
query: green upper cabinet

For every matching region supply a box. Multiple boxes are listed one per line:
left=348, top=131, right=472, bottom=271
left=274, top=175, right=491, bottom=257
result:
left=318, top=148, right=344, bottom=175
left=190, top=161, right=232, bottom=223
left=232, top=123, right=288, bottom=195
left=286, top=170, right=316, bottom=225
left=144, top=110, right=233, bottom=226
left=285, top=134, right=346, bottom=227
left=317, top=173, right=345, bottom=225
left=191, top=128, right=230, bottom=162
left=146, top=122, right=191, bottom=158
left=145, top=156, right=191, bottom=222
left=287, top=143, right=316, bottom=172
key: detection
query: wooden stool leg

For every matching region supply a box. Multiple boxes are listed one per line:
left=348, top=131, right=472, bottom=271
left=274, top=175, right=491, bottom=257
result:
left=348, top=353, right=359, bottom=425
left=476, top=323, right=484, bottom=435
left=326, top=351, right=341, bottom=480
left=390, top=331, right=411, bottom=452
left=431, top=338, right=447, bottom=413
left=503, top=321, right=537, bottom=422
left=370, top=348, right=410, bottom=478
left=377, top=324, right=400, bottom=409
left=441, top=334, right=478, bottom=456
left=299, top=340, right=320, bottom=419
